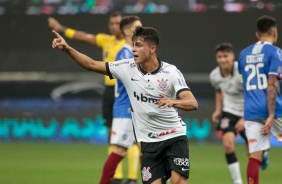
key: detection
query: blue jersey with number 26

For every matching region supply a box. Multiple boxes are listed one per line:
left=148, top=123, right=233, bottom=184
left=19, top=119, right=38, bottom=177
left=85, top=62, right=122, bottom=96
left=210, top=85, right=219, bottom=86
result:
left=238, top=41, right=282, bottom=120
left=113, top=44, right=133, bottom=118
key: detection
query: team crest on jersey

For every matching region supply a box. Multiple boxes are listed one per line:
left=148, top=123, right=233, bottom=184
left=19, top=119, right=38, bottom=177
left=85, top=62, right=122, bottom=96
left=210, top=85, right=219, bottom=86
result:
left=157, top=78, right=169, bottom=92
left=130, top=63, right=136, bottom=68
left=142, top=167, right=152, bottom=181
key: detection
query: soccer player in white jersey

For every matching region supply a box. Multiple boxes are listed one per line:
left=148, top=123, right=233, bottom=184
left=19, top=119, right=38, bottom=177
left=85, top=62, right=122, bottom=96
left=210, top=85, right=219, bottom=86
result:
left=51, top=26, right=198, bottom=184
left=99, top=15, right=142, bottom=184
left=210, top=43, right=248, bottom=184
left=238, top=15, right=282, bottom=184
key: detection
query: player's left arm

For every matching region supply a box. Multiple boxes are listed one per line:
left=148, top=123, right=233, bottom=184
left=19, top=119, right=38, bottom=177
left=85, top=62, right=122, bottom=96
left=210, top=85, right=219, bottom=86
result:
left=261, top=47, right=282, bottom=135
left=155, top=90, right=198, bottom=111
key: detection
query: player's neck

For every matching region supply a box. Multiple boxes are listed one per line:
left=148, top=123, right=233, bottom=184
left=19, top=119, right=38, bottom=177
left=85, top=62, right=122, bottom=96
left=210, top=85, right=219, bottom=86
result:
left=259, top=37, right=274, bottom=44
left=220, top=67, right=233, bottom=77
left=116, top=34, right=124, bottom=40
left=140, top=57, right=159, bottom=73
left=125, top=37, right=132, bottom=46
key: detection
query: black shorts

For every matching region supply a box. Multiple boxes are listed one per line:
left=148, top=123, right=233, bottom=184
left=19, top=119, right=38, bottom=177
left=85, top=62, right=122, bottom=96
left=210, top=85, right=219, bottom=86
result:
left=217, top=111, right=248, bottom=143
left=140, top=136, right=189, bottom=183
left=102, top=86, right=115, bottom=127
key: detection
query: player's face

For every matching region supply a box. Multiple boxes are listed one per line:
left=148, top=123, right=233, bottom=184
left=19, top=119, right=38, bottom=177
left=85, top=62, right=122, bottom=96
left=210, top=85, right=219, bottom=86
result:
left=129, top=21, right=142, bottom=38
left=132, top=38, right=152, bottom=64
left=108, top=16, right=122, bottom=36
left=216, top=51, right=234, bottom=70
left=124, top=20, right=142, bottom=39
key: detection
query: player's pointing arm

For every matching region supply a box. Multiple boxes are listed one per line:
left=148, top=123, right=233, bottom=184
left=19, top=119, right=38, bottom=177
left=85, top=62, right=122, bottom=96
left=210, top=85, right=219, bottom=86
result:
left=52, top=30, right=107, bottom=75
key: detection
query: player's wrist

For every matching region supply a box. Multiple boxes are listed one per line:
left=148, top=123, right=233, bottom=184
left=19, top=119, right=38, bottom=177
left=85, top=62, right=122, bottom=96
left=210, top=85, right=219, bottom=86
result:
left=64, top=27, right=76, bottom=39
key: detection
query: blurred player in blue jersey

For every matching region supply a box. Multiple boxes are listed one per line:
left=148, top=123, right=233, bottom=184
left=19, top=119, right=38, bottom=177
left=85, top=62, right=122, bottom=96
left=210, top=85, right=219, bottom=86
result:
left=99, top=15, right=142, bottom=184
left=210, top=43, right=248, bottom=184
left=238, top=15, right=282, bottom=184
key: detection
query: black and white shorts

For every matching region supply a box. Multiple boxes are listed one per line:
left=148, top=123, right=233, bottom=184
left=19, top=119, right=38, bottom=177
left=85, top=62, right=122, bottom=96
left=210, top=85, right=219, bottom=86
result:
left=140, top=135, right=189, bottom=183
left=217, top=111, right=248, bottom=143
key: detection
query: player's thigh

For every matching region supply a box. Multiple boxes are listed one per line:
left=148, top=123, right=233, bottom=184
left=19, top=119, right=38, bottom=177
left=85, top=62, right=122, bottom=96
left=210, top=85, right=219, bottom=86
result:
left=111, top=118, right=135, bottom=148
left=245, top=120, right=271, bottom=153
left=166, top=137, right=189, bottom=179
left=140, top=142, right=167, bottom=184
left=218, top=112, right=240, bottom=136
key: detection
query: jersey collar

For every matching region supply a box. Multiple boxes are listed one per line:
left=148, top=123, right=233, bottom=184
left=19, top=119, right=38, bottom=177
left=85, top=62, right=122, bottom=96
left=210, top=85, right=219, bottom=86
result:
left=256, top=41, right=272, bottom=45
left=137, top=58, right=163, bottom=75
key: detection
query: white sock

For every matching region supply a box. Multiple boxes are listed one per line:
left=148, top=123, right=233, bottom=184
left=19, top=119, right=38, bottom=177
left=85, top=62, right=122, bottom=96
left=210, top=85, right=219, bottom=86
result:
left=228, top=162, right=243, bottom=184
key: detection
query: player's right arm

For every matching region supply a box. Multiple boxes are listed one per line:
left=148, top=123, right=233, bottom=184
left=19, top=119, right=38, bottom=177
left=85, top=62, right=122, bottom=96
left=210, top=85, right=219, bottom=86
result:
left=212, top=89, right=223, bottom=123
left=52, top=30, right=107, bottom=75
left=48, top=17, right=96, bottom=45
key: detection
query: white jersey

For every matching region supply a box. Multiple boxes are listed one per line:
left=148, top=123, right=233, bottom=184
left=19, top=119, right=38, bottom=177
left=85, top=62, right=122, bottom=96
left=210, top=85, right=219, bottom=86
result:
left=210, top=61, right=244, bottom=117
left=107, top=59, right=189, bottom=142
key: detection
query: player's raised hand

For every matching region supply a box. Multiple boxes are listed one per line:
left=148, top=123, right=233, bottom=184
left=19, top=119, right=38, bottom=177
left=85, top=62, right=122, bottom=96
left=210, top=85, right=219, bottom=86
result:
left=155, top=94, right=173, bottom=108
left=48, top=17, right=64, bottom=32
left=52, top=30, right=69, bottom=51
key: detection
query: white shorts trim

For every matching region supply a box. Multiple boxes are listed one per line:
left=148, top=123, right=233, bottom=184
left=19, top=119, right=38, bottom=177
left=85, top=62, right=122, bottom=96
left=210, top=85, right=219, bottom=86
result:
left=110, top=118, right=135, bottom=148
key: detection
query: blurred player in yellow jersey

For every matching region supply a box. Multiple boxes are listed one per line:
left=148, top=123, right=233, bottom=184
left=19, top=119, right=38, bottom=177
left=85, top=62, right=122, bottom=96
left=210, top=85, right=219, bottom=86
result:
left=48, top=12, right=140, bottom=184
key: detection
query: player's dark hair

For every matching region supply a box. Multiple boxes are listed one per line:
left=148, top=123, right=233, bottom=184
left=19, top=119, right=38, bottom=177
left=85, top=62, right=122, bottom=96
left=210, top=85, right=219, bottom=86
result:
left=256, top=15, right=277, bottom=34
left=132, top=27, right=159, bottom=47
left=214, top=42, right=233, bottom=53
left=120, top=15, right=141, bottom=36
left=109, top=11, right=122, bottom=18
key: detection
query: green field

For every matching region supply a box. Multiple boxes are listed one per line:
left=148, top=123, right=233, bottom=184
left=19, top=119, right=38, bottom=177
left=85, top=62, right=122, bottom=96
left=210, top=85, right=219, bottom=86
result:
left=0, top=142, right=281, bottom=184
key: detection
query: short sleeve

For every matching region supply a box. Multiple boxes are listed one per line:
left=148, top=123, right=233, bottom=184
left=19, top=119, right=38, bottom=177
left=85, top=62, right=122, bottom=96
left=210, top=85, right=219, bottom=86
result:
left=107, top=59, right=132, bottom=80
left=209, top=69, right=219, bottom=90
left=95, top=33, right=108, bottom=48
left=269, top=47, right=282, bottom=79
left=171, top=69, right=190, bottom=98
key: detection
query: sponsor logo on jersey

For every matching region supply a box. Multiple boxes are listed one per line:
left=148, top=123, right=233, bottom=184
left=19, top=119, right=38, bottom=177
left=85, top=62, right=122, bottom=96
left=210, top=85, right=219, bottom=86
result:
left=144, top=83, right=154, bottom=90
left=131, top=77, right=139, bottom=81
left=111, top=61, right=130, bottom=67
left=148, top=128, right=176, bottom=138
left=173, top=158, right=189, bottom=167
left=157, top=78, right=169, bottom=92
left=142, top=167, right=152, bottom=181
left=133, top=92, right=159, bottom=103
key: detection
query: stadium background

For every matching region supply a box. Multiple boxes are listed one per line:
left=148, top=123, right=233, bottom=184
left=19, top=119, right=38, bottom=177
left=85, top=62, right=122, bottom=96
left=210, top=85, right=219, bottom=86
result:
left=0, top=1, right=282, bottom=183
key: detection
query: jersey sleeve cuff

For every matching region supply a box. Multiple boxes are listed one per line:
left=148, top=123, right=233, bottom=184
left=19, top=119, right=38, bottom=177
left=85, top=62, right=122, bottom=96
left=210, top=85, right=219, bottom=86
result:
left=176, top=88, right=190, bottom=99
left=106, top=62, right=114, bottom=79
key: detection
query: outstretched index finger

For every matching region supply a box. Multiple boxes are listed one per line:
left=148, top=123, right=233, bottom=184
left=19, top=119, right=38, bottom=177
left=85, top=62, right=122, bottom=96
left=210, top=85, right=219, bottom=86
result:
left=52, top=30, right=62, bottom=39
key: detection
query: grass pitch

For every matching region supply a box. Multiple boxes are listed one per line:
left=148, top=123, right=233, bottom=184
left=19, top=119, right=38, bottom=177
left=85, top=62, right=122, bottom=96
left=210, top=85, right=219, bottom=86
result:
left=0, top=142, right=281, bottom=184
